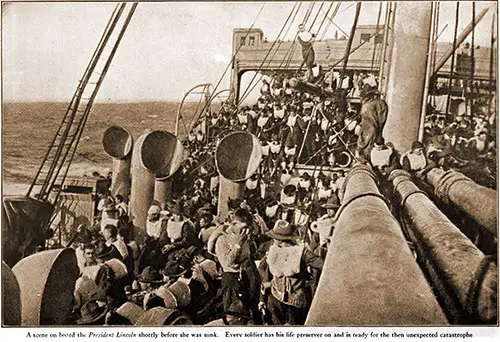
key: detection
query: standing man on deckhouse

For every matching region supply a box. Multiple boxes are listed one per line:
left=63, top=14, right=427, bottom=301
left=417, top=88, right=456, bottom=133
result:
left=298, top=24, right=316, bottom=82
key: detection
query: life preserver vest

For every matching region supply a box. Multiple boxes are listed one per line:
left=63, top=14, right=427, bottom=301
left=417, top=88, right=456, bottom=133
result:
left=298, top=31, right=313, bottom=44
left=284, top=146, right=296, bottom=156
left=274, top=107, right=285, bottom=119
left=270, top=143, right=281, bottom=154
left=299, top=180, right=310, bottom=189
left=261, top=144, right=270, bottom=156
left=257, top=116, right=269, bottom=128
left=146, top=219, right=165, bottom=239
left=166, top=220, right=184, bottom=242
left=321, top=118, right=329, bottom=131
left=294, top=210, right=309, bottom=226
left=237, top=114, right=248, bottom=124
left=265, top=204, right=280, bottom=218
left=268, top=243, right=304, bottom=278
left=370, top=148, right=393, bottom=168
left=287, top=115, right=298, bottom=128
left=245, top=178, right=259, bottom=190
left=400, top=151, right=427, bottom=171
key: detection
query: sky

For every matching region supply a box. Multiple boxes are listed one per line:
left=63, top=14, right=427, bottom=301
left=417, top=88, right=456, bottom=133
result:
left=1, top=1, right=497, bottom=103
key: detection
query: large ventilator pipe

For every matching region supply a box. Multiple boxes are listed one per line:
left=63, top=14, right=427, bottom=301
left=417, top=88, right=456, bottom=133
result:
left=102, top=126, right=133, bottom=202
left=384, top=3, right=432, bottom=152
left=2, top=261, right=21, bottom=325
left=390, top=170, right=497, bottom=323
left=154, top=133, right=184, bottom=204
left=215, top=132, right=262, bottom=220
left=306, top=163, right=447, bottom=325
left=130, top=131, right=182, bottom=230
left=426, top=168, right=497, bottom=237
left=12, top=249, right=79, bottom=325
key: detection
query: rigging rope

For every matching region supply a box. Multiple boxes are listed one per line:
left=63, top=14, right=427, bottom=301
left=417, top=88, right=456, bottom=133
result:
left=307, top=2, right=325, bottom=32
left=179, top=3, right=266, bottom=135
left=237, top=3, right=300, bottom=105
left=239, top=1, right=328, bottom=104
left=445, top=2, right=460, bottom=116
left=470, top=3, right=476, bottom=103
left=370, top=2, right=383, bottom=72
left=314, top=2, right=336, bottom=41
left=319, top=3, right=342, bottom=40
left=430, top=2, right=440, bottom=107
left=488, top=11, right=495, bottom=117
left=237, top=3, right=304, bottom=104
left=239, top=0, right=339, bottom=105
left=338, top=2, right=362, bottom=88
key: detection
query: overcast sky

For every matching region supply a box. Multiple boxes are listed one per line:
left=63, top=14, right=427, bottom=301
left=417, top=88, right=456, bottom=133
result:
left=2, top=1, right=496, bottom=103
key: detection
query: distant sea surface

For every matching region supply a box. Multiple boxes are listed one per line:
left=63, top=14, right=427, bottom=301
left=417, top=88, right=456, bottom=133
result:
left=2, top=102, right=199, bottom=196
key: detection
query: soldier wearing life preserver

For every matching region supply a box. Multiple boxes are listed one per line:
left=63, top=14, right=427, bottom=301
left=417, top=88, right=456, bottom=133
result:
left=258, top=220, right=323, bottom=325
left=297, top=24, right=316, bottom=82
left=401, top=141, right=427, bottom=171
left=160, top=202, right=200, bottom=256
left=356, top=78, right=388, bottom=162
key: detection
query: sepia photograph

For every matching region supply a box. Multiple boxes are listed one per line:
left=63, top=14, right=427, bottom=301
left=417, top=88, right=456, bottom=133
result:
left=1, top=0, right=498, bottom=334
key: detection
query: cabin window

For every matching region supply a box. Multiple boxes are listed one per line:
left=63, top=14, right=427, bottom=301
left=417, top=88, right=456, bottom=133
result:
left=240, top=36, right=246, bottom=47
left=374, top=34, right=383, bottom=44
left=249, top=36, right=256, bottom=46
left=360, top=33, right=371, bottom=44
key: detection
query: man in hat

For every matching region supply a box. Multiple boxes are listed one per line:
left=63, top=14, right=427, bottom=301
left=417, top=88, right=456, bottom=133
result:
left=356, top=81, right=388, bottom=162
left=204, top=300, right=254, bottom=326
left=310, top=194, right=340, bottom=258
left=129, top=266, right=166, bottom=310
left=94, top=242, right=129, bottom=310
left=258, top=220, right=324, bottom=325
left=214, top=208, right=261, bottom=324
left=76, top=300, right=108, bottom=326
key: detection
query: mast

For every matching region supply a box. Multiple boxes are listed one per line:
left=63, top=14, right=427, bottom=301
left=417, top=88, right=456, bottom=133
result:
left=418, top=2, right=438, bottom=141
left=384, top=2, right=433, bottom=152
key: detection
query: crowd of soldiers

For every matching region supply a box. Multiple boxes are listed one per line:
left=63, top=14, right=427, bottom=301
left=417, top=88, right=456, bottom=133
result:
left=69, top=61, right=495, bottom=326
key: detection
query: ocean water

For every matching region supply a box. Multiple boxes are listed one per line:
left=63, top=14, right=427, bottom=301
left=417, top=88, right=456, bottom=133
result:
left=2, top=102, right=199, bottom=195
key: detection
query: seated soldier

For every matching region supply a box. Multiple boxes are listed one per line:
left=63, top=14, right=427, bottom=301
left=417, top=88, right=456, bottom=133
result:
left=401, top=141, right=428, bottom=176
left=160, top=201, right=200, bottom=256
